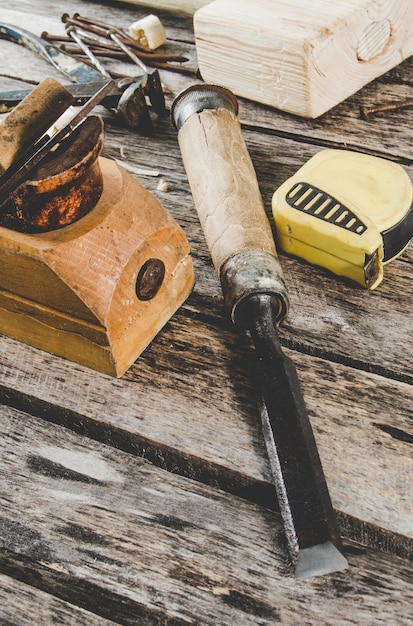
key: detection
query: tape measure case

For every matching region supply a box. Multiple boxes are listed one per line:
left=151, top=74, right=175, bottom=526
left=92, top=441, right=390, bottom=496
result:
left=271, top=150, right=413, bottom=289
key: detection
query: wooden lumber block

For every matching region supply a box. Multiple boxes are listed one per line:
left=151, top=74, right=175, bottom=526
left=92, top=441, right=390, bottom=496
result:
left=194, top=0, right=413, bottom=117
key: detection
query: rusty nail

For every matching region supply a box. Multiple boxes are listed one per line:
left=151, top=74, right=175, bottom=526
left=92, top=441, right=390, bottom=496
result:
left=360, top=98, right=413, bottom=120
left=69, top=12, right=186, bottom=63
left=107, top=29, right=148, bottom=74
left=68, top=46, right=129, bottom=60
left=62, top=14, right=187, bottom=65
left=62, top=14, right=108, bottom=41
left=71, top=13, right=149, bottom=53
left=73, top=13, right=128, bottom=38
left=41, top=31, right=71, bottom=42
left=61, top=13, right=192, bottom=76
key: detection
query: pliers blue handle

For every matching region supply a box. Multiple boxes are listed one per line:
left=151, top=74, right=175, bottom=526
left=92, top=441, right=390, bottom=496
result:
left=0, top=23, right=155, bottom=130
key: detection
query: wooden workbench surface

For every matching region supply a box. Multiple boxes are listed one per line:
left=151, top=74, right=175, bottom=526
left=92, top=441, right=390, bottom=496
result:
left=0, top=1, right=412, bottom=624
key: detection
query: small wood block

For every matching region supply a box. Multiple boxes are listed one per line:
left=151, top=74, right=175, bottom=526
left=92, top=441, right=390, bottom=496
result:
left=0, top=158, right=195, bottom=376
left=194, top=0, right=413, bottom=118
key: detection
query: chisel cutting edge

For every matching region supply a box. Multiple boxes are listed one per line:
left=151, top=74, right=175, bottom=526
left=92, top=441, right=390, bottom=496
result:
left=172, top=84, right=348, bottom=578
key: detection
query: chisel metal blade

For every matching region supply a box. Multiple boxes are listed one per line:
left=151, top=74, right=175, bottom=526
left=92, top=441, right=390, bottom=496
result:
left=241, top=293, right=348, bottom=577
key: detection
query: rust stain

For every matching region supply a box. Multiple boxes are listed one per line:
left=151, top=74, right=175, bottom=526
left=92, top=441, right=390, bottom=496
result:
left=0, top=115, right=104, bottom=233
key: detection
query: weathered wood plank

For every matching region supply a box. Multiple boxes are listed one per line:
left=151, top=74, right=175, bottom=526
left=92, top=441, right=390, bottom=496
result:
left=99, top=117, right=413, bottom=382
left=0, top=574, right=117, bottom=625
left=0, top=4, right=197, bottom=113
left=0, top=0, right=411, bottom=548
left=1, top=406, right=412, bottom=626
left=0, top=4, right=196, bottom=53
left=1, top=7, right=410, bottom=380
left=0, top=312, right=411, bottom=554
left=0, top=2, right=412, bottom=624
left=235, top=79, right=413, bottom=163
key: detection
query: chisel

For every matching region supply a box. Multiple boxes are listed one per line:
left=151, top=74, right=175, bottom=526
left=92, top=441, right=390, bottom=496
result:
left=171, top=84, right=348, bottom=578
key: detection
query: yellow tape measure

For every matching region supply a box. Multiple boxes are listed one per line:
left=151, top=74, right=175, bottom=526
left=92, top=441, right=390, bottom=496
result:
left=272, top=150, right=413, bottom=289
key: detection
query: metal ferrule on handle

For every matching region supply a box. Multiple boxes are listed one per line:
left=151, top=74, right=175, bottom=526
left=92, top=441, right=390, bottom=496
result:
left=171, top=84, right=289, bottom=324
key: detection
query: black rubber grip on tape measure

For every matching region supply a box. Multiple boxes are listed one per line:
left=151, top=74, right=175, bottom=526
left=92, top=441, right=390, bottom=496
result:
left=382, top=198, right=413, bottom=262
left=286, top=182, right=367, bottom=235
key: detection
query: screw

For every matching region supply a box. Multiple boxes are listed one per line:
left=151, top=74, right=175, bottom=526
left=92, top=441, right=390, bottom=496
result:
left=360, top=98, right=413, bottom=120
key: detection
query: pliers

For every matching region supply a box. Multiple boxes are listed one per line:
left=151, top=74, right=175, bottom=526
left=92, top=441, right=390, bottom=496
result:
left=0, top=23, right=166, bottom=131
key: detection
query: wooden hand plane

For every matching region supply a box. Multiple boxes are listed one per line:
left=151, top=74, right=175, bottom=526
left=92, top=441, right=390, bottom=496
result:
left=0, top=96, right=194, bottom=376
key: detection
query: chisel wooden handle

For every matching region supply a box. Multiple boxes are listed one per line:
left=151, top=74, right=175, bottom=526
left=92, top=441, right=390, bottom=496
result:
left=0, top=77, right=74, bottom=176
left=172, top=84, right=289, bottom=322
left=173, top=85, right=348, bottom=579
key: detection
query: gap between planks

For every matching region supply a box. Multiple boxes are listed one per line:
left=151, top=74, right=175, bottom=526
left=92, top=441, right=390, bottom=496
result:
left=1, top=406, right=412, bottom=626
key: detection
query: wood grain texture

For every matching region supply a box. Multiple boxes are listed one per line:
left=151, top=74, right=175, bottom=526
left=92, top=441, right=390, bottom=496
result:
left=0, top=574, right=117, bottom=626
left=177, top=107, right=278, bottom=269
left=99, top=118, right=413, bottom=382
left=0, top=158, right=194, bottom=375
left=0, top=1, right=411, bottom=622
left=0, top=311, right=411, bottom=553
left=1, top=406, right=412, bottom=626
left=194, top=0, right=413, bottom=117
